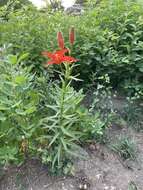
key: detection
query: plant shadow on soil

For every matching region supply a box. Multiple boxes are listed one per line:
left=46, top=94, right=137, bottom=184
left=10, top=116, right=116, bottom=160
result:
left=0, top=95, right=143, bottom=190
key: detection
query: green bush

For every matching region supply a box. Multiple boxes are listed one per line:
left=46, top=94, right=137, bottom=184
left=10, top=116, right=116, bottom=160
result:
left=0, top=45, right=105, bottom=173
left=76, top=0, right=143, bottom=94
left=0, top=0, right=143, bottom=96
left=0, top=49, right=39, bottom=165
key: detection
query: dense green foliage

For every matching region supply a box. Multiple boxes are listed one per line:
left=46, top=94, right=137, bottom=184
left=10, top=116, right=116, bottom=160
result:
left=0, top=46, right=104, bottom=173
left=0, top=0, right=32, bottom=7
left=0, top=0, right=143, bottom=97
left=0, top=0, right=142, bottom=174
left=37, top=63, right=104, bottom=173
left=0, top=49, right=39, bottom=164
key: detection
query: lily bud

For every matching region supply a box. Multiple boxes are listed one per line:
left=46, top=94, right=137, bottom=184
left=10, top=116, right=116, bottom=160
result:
left=69, top=27, right=75, bottom=45
left=57, top=31, right=65, bottom=49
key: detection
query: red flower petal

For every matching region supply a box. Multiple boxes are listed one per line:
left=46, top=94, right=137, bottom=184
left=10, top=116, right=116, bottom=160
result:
left=57, top=31, right=65, bottom=49
left=42, top=48, right=77, bottom=65
left=47, top=60, right=55, bottom=64
left=54, top=48, right=68, bottom=55
left=69, top=27, right=75, bottom=45
left=63, top=56, right=77, bottom=63
left=42, top=51, right=53, bottom=58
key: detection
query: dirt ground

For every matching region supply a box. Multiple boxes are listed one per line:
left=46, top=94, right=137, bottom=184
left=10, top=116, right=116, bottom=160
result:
left=0, top=126, right=143, bottom=190
left=0, top=95, right=143, bottom=190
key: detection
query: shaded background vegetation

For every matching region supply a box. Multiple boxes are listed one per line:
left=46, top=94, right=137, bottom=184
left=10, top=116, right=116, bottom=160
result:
left=0, top=0, right=142, bottom=97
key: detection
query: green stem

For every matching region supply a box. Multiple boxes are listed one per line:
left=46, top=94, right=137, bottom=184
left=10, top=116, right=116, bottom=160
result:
left=59, top=63, right=71, bottom=127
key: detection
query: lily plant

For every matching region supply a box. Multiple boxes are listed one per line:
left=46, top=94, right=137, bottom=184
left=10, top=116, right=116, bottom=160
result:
left=40, top=28, right=83, bottom=171
left=40, top=28, right=104, bottom=173
left=42, top=28, right=80, bottom=128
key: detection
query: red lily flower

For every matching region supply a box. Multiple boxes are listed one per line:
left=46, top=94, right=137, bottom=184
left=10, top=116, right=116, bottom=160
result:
left=69, top=27, right=75, bottom=45
left=42, top=49, right=77, bottom=65
left=57, top=31, right=65, bottom=49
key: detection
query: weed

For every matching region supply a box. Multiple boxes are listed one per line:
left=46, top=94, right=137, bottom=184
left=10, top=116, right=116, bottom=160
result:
left=123, top=100, right=143, bottom=132
left=128, top=181, right=138, bottom=190
left=110, top=136, right=137, bottom=160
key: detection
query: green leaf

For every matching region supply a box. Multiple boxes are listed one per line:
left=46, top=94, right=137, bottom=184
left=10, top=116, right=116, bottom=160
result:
left=0, top=112, right=6, bottom=121
left=52, top=153, right=58, bottom=170
left=25, top=106, right=36, bottom=114
left=60, top=138, right=68, bottom=151
left=57, top=144, right=62, bottom=167
left=14, top=75, right=26, bottom=84
left=17, top=53, right=29, bottom=64
left=139, top=66, right=143, bottom=72
left=48, top=133, right=59, bottom=148
left=61, top=126, right=79, bottom=141
left=0, top=105, right=9, bottom=111
left=8, top=55, right=17, bottom=65
left=128, top=181, right=138, bottom=190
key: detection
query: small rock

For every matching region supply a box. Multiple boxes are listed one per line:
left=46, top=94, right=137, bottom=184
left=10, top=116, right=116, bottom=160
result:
left=89, top=143, right=100, bottom=152
left=104, top=186, right=109, bottom=190
left=110, top=186, right=116, bottom=190
left=77, top=175, right=91, bottom=190
left=95, top=174, right=102, bottom=180
left=78, top=183, right=88, bottom=190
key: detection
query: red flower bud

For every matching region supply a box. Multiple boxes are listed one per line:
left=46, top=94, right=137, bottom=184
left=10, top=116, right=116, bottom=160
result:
left=57, top=31, right=65, bottom=49
left=69, top=27, right=75, bottom=45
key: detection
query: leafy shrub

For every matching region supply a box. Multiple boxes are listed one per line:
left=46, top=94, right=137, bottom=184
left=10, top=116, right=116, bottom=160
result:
left=0, top=0, right=34, bottom=21
left=0, top=29, right=105, bottom=174
left=0, top=48, right=39, bottom=165
left=76, top=0, right=143, bottom=93
left=89, top=73, right=114, bottom=124
left=0, top=0, right=143, bottom=96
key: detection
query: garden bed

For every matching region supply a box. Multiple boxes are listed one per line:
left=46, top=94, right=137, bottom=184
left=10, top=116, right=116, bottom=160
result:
left=1, top=126, right=143, bottom=190
left=0, top=1, right=143, bottom=189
